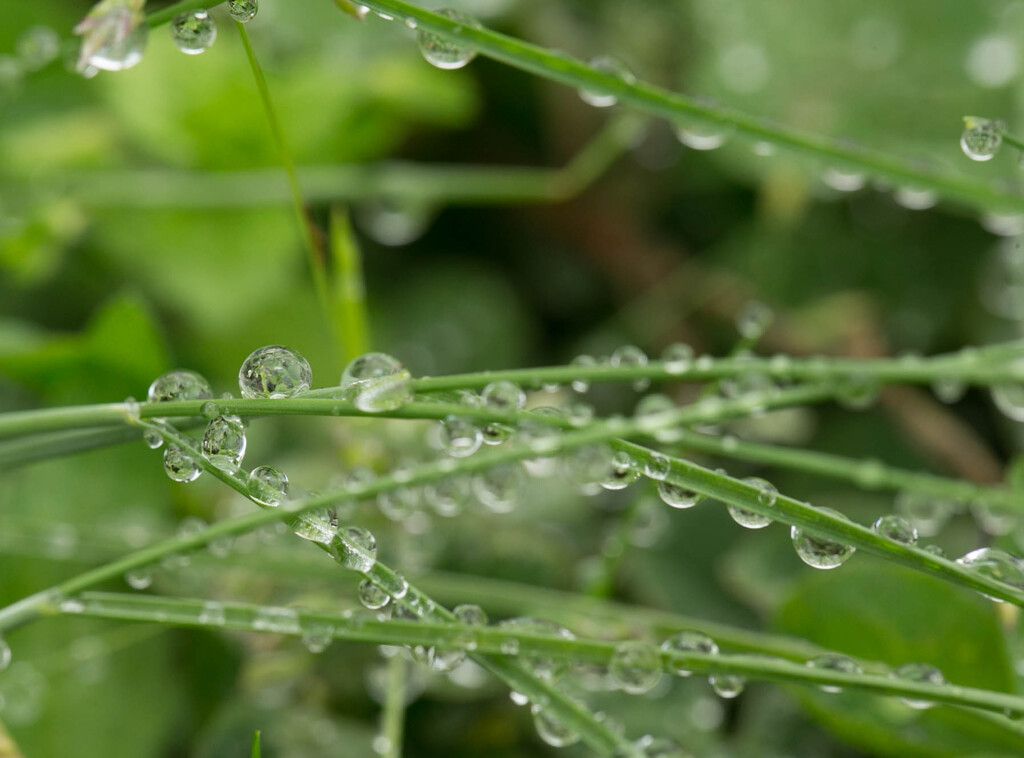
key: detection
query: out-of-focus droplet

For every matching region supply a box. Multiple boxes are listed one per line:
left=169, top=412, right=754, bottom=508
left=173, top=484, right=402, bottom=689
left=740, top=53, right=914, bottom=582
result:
left=579, top=55, right=635, bottom=108
left=609, top=640, right=662, bottom=694
left=892, top=662, right=944, bottom=709
left=341, top=352, right=413, bottom=412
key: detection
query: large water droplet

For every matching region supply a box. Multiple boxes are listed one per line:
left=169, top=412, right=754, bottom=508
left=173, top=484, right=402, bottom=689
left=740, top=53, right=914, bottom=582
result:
left=247, top=465, right=289, bottom=506
left=171, top=10, right=217, bottom=55
left=872, top=514, right=918, bottom=545
left=790, top=508, right=856, bottom=569
left=201, top=415, right=247, bottom=472
left=341, top=353, right=413, bottom=412
left=228, top=0, right=259, bottom=23
left=657, top=481, right=702, bottom=509
left=74, top=8, right=148, bottom=72
left=148, top=370, right=213, bottom=403
left=163, top=445, right=202, bottom=483
left=289, top=510, right=337, bottom=544
left=440, top=415, right=482, bottom=457
left=960, top=116, right=1003, bottom=162
left=239, top=345, right=312, bottom=399
left=660, top=631, right=717, bottom=676
left=609, top=640, right=662, bottom=695
left=335, top=526, right=377, bottom=572
left=579, top=55, right=635, bottom=108
left=359, top=579, right=390, bottom=610
left=956, top=547, right=1024, bottom=597
left=892, top=662, right=944, bottom=709
left=532, top=705, right=581, bottom=748
left=416, top=9, right=481, bottom=70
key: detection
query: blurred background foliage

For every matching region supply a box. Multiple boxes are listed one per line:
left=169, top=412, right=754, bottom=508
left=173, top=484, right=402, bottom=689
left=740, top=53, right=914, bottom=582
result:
left=2, top=0, right=1024, bottom=756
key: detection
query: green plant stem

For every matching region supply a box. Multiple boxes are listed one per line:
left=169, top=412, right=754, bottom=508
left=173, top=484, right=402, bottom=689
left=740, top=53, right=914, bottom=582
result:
left=46, top=115, right=644, bottom=207
left=381, top=655, right=406, bottom=758
left=60, top=591, right=1024, bottom=719
left=356, top=0, right=1024, bottom=214
left=667, top=428, right=1015, bottom=508
left=235, top=21, right=335, bottom=358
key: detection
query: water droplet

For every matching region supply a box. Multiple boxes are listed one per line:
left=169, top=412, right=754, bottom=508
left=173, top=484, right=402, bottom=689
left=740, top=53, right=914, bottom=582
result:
left=125, top=567, right=152, bottom=590
left=74, top=8, right=148, bottom=72
left=252, top=605, right=300, bottom=634
left=532, top=705, right=581, bottom=747
left=791, top=508, right=856, bottom=569
left=228, top=0, right=259, bottom=22
left=198, top=600, right=227, bottom=626
left=497, top=617, right=573, bottom=682
left=960, top=116, right=1004, bottom=162
left=359, top=579, right=390, bottom=610
left=892, top=662, right=944, bottom=709
left=932, top=377, right=966, bottom=404
left=611, top=345, right=650, bottom=391
left=247, top=465, right=289, bottom=506
left=570, top=354, right=597, bottom=392
left=378, top=486, right=420, bottom=521
left=239, top=345, right=312, bottom=399
left=972, top=502, right=1017, bottom=536
left=674, top=122, right=729, bottom=151
left=609, top=640, right=663, bottom=694
left=807, top=653, right=861, bottom=693
left=380, top=573, right=409, bottom=601
left=991, top=380, right=1024, bottom=422
left=341, top=352, right=413, bottom=412
left=171, top=10, right=217, bottom=55
left=837, top=374, right=880, bottom=410
left=660, top=631, right=717, bottom=676
left=440, top=415, right=482, bottom=457
left=289, top=510, right=337, bottom=544
left=601, top=450, right=640, bottom=491
left=500, top=637, right=520, bottom=655
left=872, top=514, right=918, bottom=545
left=148, top=370, right=213, bottom=404
left=335, top=526, right=377, bottom=572
left=579, top=55, right=635, bottom=107
left=416, top=9, right=481, bottom=69
left=894, top=491, right=955, bottom=537
left=657, top=481, right=702, bottom=509
left=482, top=379, right=526, bottom=411
left=566, top=402, right=595, bottom=427
left=453, top=603, right=487, bottom=651
left=635, top=394, right=681, bottom=442
left=201, top=415, right=247, bottom=471
left=17, top=26, right=60, bottom=71
left=736, top=301, right=773, bottom=340
left=643, top=452, right=672, bottom=481
left=822, top=167, right=867, bottom=192
left=893, top=186, right=937, bottom=211
left=661, top=343, right=695, bottom=375
left=709, top=673, right=745, bottom=699
left=727, top=490, right=773, bottom=530
left=472, top=463, right=523, bottom=513
left=163, top=445, right=202, bottom=483
left=143, top=428, right=163, bottom=449
left=0, top=637, right=10, bottom=672
left=957, top=547, right=1024, bottom=597
left=613, top=735, right=689, bottom=758
left=423, top=476, right=469, bottom=517
left=301, top=618, right=333, bottom=653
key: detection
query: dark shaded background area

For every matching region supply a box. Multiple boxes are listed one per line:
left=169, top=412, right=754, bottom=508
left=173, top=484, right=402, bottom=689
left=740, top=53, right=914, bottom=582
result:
left=2, top=1, right=1024, bottom=756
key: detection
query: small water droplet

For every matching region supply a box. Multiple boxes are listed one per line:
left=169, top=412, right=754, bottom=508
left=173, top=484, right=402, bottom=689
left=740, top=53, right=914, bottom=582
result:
left=791, top=508, right=856, bottom=569
left=807, top=653, right=862, bottom=693
left=247, top=465, right=289, bottom=506
left=440, top=415, right=482, bottom=457
left=709, top=673, right=745, bottom=699
left=252, top=605, right=300, bottom=634
left=416, top=9, right=481, bottom=69
left=201, top=415, right=247, bottom=472
left=932, top=377, right=966, bottom=404
left=148, top=370, right=212, bottom=404
left=736, top=301, right=773, bottom=340
left=125, top=567, right=152, bottom=590
left=822, top=167, right=867, bottom=192
left=239, top=345, right=312, bottom=399
left=674, top=122, right=729, bottom=151
left=643, top=452, right=672, bottom=481
left=657, top=480, right=702, bottom=509
left=609, top=640, right=662, bottom=694
left=660, top=631, right=717, bottom=677
left=171, top=10, right=217, bottom=55
left=198, top=600, right=226, bottom=626
left=872, top=514, right=918, bottom=545
left=359, top=579, right=390, bottom=610
left=611, top=345, right=650, bottom=391
left=228, top=0, right=259, bottom=23
left=341, top=352, right=412, bottom=412
left=579, top=55, right=635, bottom=108
left=960, top=116, right=1004, bottom=162
left=570, top=354, right=597, bottom=392
left=142, top=428, right=164, bottom=449
left=892, top=662, right=944, bottom=709
left=163, top=445, right=202, bottom=483
left=661, top=343, right=694, bottom=375
left=727, top=478, right=774, bottom=529
left=532, top=705, right=581, bottom=747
